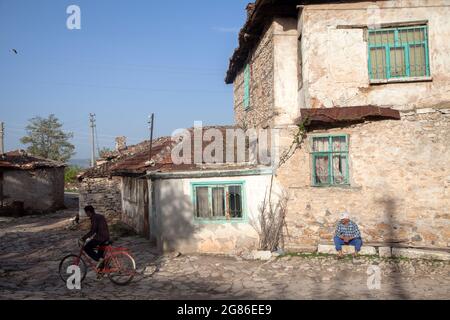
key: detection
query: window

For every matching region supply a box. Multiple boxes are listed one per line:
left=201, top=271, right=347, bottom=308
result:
left=368, top=25, right=430, bottom=80
left=243, top=63, right=251, bottom=110
left=311, top=135, right=349, bottom=186
left=193, top=183, right=244, bottom=221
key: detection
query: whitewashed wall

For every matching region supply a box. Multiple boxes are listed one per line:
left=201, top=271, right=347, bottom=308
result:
left=152, top=174, right=281, bottom=254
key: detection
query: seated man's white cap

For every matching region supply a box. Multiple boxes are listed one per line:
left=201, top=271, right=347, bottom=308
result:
left=340, top=212, right=350, bottom=220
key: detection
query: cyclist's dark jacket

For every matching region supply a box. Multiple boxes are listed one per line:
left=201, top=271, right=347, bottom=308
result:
left=83, top=213, right=110, bottom=243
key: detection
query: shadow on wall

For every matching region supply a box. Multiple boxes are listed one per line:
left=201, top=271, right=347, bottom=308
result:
left=375, top=195, right=409, bottom=299
left=154, top=183, right=196, bottom=254
left=1, top=169, right=65, bottom=215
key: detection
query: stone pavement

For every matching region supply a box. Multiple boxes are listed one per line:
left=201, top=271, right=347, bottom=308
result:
left=0, top=210, right=449, bottom=300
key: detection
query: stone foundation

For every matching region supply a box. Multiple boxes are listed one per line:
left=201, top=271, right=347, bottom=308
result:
left=317, top=244, right=450, bottom=261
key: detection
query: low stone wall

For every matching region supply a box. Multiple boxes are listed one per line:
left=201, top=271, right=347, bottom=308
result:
left=78, top=177, right=122, bottom=216
left=317, top=244, right=450, bottom=261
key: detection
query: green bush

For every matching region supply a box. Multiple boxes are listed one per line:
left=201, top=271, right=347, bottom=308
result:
left=64, top=166, right=82, bottom=184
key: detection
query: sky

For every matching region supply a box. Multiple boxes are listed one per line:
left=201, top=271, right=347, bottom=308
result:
left=0, top=0, right=248, bottom=159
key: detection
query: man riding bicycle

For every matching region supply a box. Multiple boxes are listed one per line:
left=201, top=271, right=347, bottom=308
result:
left=80, top=205, right=110, bottom=270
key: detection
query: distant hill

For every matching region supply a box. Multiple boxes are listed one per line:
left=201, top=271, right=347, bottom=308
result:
left=69, top=159, right=91, bottom=169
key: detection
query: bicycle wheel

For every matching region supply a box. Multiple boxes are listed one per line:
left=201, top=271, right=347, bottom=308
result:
left=59, top=254, right=88, bottom=284
left=106, top=252, right=136, bottom=286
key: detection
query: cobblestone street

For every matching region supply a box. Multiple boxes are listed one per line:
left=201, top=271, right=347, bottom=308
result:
left=0, top=207, right=449, bottom=300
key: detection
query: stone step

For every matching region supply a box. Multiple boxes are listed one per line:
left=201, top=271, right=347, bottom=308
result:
left=317, top=244, right=450, bottom=261
left=392, top=248, right=450, bottom=261
left=318, top=244, right=377, bottom=255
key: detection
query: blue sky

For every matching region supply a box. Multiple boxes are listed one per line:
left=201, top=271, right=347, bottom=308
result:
left=0, top=0, right=248, bottom=158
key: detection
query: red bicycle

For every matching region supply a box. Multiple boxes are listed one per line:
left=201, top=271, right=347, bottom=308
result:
left=59, top=240, right=136, bottom=286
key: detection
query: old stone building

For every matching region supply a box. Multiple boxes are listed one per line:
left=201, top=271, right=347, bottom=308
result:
left=78, top=0, right=449, bottom=255
left=0, top=150, right=65, bottom=214
left=80, top=127, right=276, bottom=254
left=78, top=137, right=158, bottom=218
left=226, top=0, right=450, bottom=250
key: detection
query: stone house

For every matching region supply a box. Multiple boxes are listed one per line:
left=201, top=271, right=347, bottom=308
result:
left=78, top=137, right=160, bottom=219
left=78, top=0, right=449, bottom=254
left=226, top=0, right=450, bottom=251
left=80, top=127, right=276, bottom=254
left=0, top=150, right=65, bottom=214
left=142, top=127, right=275, bottom=254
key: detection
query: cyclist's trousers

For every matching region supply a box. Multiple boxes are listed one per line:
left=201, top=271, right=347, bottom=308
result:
left=84, top=240, right=105, bottom=262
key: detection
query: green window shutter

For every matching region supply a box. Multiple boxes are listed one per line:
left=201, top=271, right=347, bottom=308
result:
left=244, top=63, right=250, bottom=110
left=311, top=135, right=349, bottom=187
left=368, top=25, right=430, bottom=80
left=192, top=182, right=246, bottom=223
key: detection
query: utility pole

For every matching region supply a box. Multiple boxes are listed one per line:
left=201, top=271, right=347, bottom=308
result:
left=148, top=114, right=154, bottom=163
left=0, top=122, right=4, bottom=154
left=89, top=113, right=96, bottom=167
left=0, top=122, right=4, bottom=208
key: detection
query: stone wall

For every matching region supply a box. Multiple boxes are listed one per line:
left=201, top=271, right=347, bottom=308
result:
left=229, top=0, right=450, bottom=253
left=275, top=110, right=450, bottom=251
left=234, top=22, right=275, bottom=129
left=233, top=17, right=299, bottom=129
left=78, top=177, right=122, bottom=216
left=2, top=167, right=65, bottom=213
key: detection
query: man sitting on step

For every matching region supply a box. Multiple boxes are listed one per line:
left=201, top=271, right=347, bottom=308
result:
left=334, top=212, right=363, bottom=258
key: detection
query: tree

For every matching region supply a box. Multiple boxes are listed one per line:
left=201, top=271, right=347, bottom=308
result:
left=20, top=114, right=75, bottom=162
left=64, top=166, right=82, bottom=184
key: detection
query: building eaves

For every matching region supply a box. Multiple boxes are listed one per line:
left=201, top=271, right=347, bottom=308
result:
left=0, top=150, right=66, bottom=170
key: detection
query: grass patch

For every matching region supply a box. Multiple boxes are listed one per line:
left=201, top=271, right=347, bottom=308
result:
left=279, top=252, right=334, bottom=259
left=364, top=254, right=381, bottom=261
left=387, top=256, right=411, bottom=263
left=280, top=252, right=382, bottom=262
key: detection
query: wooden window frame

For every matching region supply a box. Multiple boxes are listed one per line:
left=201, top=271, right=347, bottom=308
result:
left=368, top=25, right=430, bottom=81
left=310, top=134, right=350, bottom=187
left=192, top=181, right=246, bottom=223
left=243, top=63, right=251, bottom=110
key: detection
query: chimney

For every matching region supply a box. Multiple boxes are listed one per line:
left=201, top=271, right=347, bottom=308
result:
left=246, top=3, right=256, bottom=19
left=115, top=136, right=127, bottom=152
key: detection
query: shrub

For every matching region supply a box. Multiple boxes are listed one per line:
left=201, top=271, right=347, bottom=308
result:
left=64, top=166, right=82, bottom=184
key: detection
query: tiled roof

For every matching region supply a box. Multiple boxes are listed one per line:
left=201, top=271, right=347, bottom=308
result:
left=225, top=0, right=300, bottom=84
left=79, top=125, right=262, bottom=178
left=0, top=150, right=65, bottom=170
left=78, top=137, right=172, bottom=179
